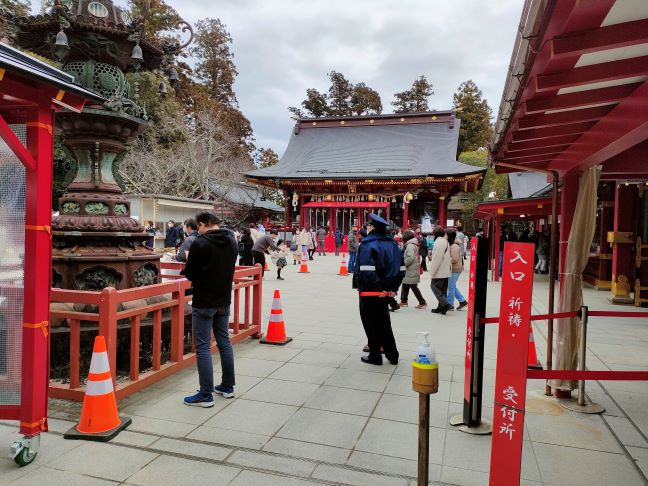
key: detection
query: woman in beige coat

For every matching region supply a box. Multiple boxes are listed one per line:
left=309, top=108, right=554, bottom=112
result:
left=428, top=227, right=452, bottom=314
left=400, top=230, right=427, bottom=308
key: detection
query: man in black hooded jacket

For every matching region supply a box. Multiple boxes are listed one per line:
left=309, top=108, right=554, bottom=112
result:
left=182, top=211, right=238, bottom=407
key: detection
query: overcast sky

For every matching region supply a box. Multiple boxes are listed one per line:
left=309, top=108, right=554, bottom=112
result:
left=48, top=1, right=524, bottom=156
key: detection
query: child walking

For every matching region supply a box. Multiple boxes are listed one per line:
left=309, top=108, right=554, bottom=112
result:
left=270, top=239, right=289, bottom=280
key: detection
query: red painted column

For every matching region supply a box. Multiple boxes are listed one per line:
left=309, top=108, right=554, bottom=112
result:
left=611, top=183, right=637, bottom=303
left=493, top=213, right=501, bottom=282
left=284, top=192, right=292, bottom=228
left=438, top=196, right=447, bottom=228
left=20, top=106, right=54, bottom=436
left=402, top=199, right=409, bottom=230
left=559, top=172, right=580, bottom=294
left=329, top=208, right=336, bottom=233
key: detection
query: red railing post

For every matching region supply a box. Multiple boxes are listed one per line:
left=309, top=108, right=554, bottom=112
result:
left=253, top=264, right=262, bottom=336
left=129, top=315, right=140, bottom=382
left=170, top=281, right=184, bottom=362
left=69, top=319, right=80, bottom=389
left=244, top=286, right=250, bottom=328
left=233, top=288, right=240, bottom=334
left=98, top=287, right=118, bottom=382
left=152, top=310, right=162, bottom=371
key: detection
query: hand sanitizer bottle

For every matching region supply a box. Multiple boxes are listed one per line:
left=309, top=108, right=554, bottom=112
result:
left=415, top=332, right=436, bottom=365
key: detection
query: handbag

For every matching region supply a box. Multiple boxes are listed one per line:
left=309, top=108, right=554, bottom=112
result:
left=289, top=241, right=297, bottom=252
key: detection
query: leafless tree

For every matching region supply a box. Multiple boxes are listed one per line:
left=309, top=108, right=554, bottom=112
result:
left=120, top=110, right=253, bottom=201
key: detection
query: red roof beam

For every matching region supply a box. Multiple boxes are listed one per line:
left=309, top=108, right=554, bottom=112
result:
left=0, top=114, right=35, bottom=170
left=524, top=83, right=639, bottom=115
left=504, top=145, right=570, bottom=158
left=550, top=80, right=648, bottom=173
left=517, top=105, right=613, bottom=130
left=552, top=18, right=648, bottom=58
left=498, top=154, right=557, bottom=165
left=536, top=56, right=648, bottom=93
left=512, top=121, right=593, bottom=142
left=506, top=134, right=581, bottom=152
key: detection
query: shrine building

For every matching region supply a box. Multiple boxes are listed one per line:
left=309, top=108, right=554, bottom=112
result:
left=245, top=111, right=485, bottom=234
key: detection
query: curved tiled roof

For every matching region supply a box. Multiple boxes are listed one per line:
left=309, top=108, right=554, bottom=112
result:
left=247, top=116, right=485, bottom=180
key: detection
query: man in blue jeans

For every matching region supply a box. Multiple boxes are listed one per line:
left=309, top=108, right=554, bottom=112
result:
left=182, top=211, right=238, bottom=407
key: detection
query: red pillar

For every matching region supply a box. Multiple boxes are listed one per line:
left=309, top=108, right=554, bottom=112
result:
left=284, top=191, right=292, bottom=228
left=559, top=172, right=580, bottom=293
left=20, top=106, right=54, bottom=436
left=438, top=196, right=447, bottom=228
left=611, top=183, right=637, bottom=303
left=329, top=208, right=336, bottom=233
left=493, top=213, right=501, bottom=282
left=402, top=200, right=409, bottom=230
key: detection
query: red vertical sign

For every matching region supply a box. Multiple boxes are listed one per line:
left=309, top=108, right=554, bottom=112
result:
left=463, top=237, right=479, bottom=403
left=489, top=242, right=535, bottom=486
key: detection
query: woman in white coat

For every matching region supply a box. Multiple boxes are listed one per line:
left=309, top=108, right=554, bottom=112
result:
left=428, top=227, right=452, bottom=315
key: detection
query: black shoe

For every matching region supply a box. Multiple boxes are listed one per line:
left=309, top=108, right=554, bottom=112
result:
left=361, top=356, right=382, bottom=365
left=439, top=304, right=452, bottom=315
left=389, top=306, right=399, bottom=312
left=277, top=276, right=284, bottom=280
left=431, top=307, right=441, bottom=313
left=386, top=356, right=399, bottom=365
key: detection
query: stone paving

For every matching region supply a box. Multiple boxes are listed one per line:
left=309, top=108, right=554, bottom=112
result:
left=1, top=254, right=647, bottom=485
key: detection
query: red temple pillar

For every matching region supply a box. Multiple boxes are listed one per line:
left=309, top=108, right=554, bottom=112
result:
left=20, top=106, right=54, bottom=435
left=438, top=196, right=447, bottom=228
left=285, top=192, right=292, bottom=228
left=493, top=212, right=501, bottom=282
left=610, top=183, right=637, bottom=304
left=402, top=200, right=409, bottom=230
left=559, top=172, right=580, bottom=293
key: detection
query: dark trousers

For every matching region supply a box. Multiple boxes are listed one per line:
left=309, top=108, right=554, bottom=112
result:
left=193, top=306, right=235, bottom=393
left=401, top=283, right=426, bottom=305
left=420, top=255, right=427, bottom=272
left=430, top=278, right=449, bottom=309
left=308, top=249, right=315, bottom=260
left=240, top=253, right=253, bottom=266
left=359, top=296, right=398, bottom=362
left=253, top=250, right=266, bottom=276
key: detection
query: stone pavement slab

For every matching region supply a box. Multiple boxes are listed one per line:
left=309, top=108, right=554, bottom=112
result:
left=125, top=455, right=240, bottom=485
left=277, top=408, right=368, bottom=449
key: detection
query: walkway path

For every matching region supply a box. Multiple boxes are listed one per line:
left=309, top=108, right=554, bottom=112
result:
left=1, top=254, right=647, bottom=485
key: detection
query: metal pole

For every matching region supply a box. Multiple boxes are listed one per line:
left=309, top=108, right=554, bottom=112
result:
left=418, top=392, right=429, bottom=486
left=578, top=306, right=588, bottom=406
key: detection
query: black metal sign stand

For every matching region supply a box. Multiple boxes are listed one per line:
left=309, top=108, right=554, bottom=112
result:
left=449, top=236, right=492, bottom=434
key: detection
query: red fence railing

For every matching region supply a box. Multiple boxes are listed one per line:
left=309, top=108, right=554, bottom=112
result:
left=49, top=263, right=263, bottom=401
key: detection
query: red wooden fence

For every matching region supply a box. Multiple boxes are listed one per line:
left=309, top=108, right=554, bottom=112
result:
left=49, top=263, right=263, bottom=401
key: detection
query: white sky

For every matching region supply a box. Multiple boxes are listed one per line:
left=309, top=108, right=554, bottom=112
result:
left=35, top=0, right=524, bottom=156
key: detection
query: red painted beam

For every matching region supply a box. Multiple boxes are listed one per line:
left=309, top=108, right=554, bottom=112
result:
left=499, top=154, right=556, bottom=165
left=506, top=134, right=581, bottom=152
left=512, top=121, right=593, bottom=142
left=0, top=114, right=36, bottom=170
left=525, top=84, right=638, bottom=114
left=550, top=80, right=648, bottom=173
left=505, top=149, right=563, bottom=161
left=504, top=145, right=569, bottom=158
left=517, top=105, right=613, bottom=130
left=552, top=18, right=648, bottom=58
left=537, top=56, right=648, bottom=92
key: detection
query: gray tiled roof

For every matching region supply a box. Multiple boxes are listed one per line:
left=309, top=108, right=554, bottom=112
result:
left=246, top=119, right=485, bottom=180
left=209, top=182, right=283, bottom=212
left=508, top=172, right=551, bottom=199
left=0, top=43, right=104, bottom=102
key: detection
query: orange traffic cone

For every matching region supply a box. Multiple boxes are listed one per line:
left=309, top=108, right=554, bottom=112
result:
left=64, top=336, right=131, bottom=441
left=264, top=259, right=270, bottom=271
left=338, top=253, right=349, bottom=276
left=298, top=251, right=310, bottom=273
left=527, top=326, right=543, bottom=369
left=260, top=289, right=293, bottom=345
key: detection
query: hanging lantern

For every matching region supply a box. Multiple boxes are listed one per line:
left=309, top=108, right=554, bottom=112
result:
left=405, top=192, right=414, bottom=202
left=326, top=194, right=333, bottom=201
left=368, top=194, right=374, bottom=202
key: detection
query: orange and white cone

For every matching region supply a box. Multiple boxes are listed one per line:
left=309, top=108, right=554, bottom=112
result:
left=264, top=259, right=270, bottom=271
left=338, top=253, right=349, bottom=276
left=260, top=289, right=293, bottom=345
left=64, top=336, right=131, bottom=441
left=527, top=326, right=543, bottom=370
left=298, top=251, right=310, bottom=273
